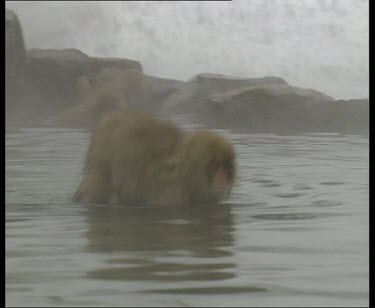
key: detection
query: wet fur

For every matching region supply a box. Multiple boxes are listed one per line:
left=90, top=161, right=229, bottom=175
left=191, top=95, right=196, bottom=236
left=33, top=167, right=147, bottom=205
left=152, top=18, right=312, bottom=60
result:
left=74, top=110, right=236, bottom=206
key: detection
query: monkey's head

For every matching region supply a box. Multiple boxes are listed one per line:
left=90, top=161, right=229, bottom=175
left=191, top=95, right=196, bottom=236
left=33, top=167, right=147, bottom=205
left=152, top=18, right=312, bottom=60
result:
left=184, top=130, right=236, bottom=204
left=87, top=94, right=122, bottom=127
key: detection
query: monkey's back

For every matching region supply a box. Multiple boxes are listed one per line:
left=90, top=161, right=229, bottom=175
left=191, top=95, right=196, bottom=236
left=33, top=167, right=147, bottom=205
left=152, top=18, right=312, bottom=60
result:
left=90, top=110, right=185, bottom=204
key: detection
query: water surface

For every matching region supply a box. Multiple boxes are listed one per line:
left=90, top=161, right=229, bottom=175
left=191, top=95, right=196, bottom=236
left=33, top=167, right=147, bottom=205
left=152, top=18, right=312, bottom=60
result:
left=6, top=118, right=369, bottom=307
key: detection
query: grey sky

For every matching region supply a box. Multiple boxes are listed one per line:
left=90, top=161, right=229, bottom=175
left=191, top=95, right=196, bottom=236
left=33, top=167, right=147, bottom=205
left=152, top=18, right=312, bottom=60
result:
left=6, top=0, right=369, bottom=100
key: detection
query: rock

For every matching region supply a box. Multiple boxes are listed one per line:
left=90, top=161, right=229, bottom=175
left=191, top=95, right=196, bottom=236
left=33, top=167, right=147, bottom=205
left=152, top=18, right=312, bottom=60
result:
left=5, top=9, right=26, bottom=80
left=141, top=75, right=185, bottom=113
left=192, top=73, right=287, bottom=88
left=27, top=48, right=90, bottom=62
left=5, top=9, right=27, bottom=123
left=280, top=99, right=369, bottom=135
left=162, top=73, right=288, bottom=113
left=161, top=73, right=368, bottom=135
left=25, top=48, right=143, bottom=118
left=5, top=12, right=368, bottom=135
left=200, top=84, right=334, bottom=132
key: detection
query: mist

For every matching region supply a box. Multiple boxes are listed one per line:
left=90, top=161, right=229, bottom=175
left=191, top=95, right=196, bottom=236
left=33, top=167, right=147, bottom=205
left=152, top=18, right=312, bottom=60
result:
left=6, top=0, right=368, bottom=100
left=6, top=2, right=369, bottom=306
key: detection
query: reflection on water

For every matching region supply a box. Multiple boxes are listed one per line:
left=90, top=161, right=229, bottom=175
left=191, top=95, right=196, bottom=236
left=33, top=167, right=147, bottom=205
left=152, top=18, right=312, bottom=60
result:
left=86, top=203, right=235, bottom=282
left=5, top=119, right=369, bottom=307
left=86, top=204, right=233, bottom=254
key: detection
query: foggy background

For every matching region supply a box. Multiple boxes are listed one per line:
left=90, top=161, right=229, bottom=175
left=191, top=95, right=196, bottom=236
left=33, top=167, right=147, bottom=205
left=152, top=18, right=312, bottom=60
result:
left=6, top=0, right=368, bottom=100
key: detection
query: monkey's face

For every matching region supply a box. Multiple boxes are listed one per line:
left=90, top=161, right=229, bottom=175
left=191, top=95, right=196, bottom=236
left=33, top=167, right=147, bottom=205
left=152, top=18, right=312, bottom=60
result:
left=206, top=156, right=235, bottom=201
left=183, top=130, right=236, bottom=204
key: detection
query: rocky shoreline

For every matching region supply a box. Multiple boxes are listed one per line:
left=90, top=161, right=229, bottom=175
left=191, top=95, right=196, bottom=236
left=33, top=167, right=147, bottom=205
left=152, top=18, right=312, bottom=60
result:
left=6, top=9, right=368, bottom=135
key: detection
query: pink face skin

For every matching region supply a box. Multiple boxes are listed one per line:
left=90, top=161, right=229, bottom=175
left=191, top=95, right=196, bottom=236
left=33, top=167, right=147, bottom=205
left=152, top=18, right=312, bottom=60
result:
left=213, top=166, right=229, bottom=188
left=211, top=166, right=232, bottom=201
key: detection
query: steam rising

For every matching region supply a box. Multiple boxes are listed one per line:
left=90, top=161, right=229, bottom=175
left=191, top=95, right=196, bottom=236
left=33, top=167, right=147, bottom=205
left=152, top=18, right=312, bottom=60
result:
left=6, top=0, right=368, bottom=100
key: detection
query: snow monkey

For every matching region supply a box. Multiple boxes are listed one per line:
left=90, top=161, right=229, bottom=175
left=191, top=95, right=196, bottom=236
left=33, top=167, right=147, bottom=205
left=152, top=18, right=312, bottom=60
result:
left=93, top=67, right=144, bottom=107
left=55, top=68, right=144, bottom=129
left=73, top=110, right=236, bottom=206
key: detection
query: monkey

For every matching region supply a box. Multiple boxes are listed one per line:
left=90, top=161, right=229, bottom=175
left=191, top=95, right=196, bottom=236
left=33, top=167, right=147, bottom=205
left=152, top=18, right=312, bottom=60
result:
left=73, top=110, right=236, bottom=206
left=55, top=88, right=123, bottom=129
left=93, top=67, right=144, bottom=106
left=55, top=68, right=145, bottom=129
left=76, top=75, right=92, bottom=99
